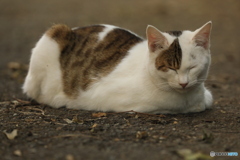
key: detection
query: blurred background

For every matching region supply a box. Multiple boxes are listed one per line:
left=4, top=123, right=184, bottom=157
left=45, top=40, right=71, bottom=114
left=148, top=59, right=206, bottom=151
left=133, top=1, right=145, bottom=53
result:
left=0, top=0, right=240, bottom=100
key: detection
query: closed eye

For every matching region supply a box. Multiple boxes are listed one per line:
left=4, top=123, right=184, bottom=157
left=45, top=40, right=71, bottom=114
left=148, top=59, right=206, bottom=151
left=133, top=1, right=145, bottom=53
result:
left=169, top=67, right=176, bottom=71
left=189, top=65, right=197, bottom=70
left=168, top=67, right=178, bottom=73
left=157, top=65, right=165, bottom=70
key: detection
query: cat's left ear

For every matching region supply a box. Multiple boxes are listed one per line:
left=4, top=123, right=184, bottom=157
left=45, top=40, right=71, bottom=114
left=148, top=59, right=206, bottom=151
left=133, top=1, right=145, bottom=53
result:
left=193, top=21, right=212, bottom=49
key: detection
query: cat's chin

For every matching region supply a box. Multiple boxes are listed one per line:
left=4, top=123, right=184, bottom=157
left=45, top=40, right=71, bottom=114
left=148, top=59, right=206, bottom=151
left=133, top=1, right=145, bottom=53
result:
left=172, top=86, right=194, bottom=93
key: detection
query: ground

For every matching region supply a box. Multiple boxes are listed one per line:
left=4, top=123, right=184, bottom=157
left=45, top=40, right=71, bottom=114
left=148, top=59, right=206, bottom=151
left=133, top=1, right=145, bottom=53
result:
left=0, top=0, right=240, bottom=160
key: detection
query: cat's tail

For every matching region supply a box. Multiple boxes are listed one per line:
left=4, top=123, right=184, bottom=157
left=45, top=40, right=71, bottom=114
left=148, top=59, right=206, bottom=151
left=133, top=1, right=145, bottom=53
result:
left=45, top=24, right=72, bottom=51
left=22, top=25, right=70, bottom=105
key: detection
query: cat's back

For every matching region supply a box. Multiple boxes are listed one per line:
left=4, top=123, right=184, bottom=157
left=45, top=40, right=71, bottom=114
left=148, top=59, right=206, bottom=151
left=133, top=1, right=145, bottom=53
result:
left=46, top=24, right=143, bottom=53
left=46, top=24, right=143, bottom=57
left=46, top=24, right=143, bottom=97
left=24, top=24, right=143, bottom=103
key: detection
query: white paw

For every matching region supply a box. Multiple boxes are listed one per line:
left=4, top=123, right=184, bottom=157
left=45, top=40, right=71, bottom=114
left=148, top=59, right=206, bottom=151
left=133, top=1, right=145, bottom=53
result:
left=187, top=102, right=206, bottom=113
left=204, top=89, right=213, bottom=109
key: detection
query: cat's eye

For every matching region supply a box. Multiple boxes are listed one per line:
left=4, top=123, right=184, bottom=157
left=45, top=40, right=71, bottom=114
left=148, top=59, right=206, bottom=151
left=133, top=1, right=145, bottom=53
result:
left=157, top=65, right=165, bottom=70
left=168, top=67, right=178, bottom=73
left=169, top=68, right=175, bottom=71
left=189, top=66, right=196, bottom=70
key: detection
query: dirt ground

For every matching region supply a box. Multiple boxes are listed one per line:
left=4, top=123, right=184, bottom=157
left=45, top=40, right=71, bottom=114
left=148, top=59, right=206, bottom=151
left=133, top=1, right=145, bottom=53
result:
left=0, top=0, right=240, bottom=160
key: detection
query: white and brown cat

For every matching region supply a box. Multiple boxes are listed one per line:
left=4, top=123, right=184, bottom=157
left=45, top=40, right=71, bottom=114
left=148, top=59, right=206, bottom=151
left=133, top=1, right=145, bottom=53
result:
left=23, top=22, right=213, bottom=114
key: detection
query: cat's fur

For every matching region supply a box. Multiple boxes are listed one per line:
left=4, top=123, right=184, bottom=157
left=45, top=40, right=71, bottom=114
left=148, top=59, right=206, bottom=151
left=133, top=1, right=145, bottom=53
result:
left=23, top=22, right=213, bottom=114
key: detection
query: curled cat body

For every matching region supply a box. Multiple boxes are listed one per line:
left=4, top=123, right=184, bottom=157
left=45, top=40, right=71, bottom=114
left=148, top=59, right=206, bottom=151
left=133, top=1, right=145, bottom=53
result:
left=23, top=22, right=213, bottom=114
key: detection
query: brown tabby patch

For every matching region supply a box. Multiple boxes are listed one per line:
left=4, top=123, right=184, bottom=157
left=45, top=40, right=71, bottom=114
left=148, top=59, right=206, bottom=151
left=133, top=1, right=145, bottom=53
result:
left=46, top=24, right=143, bottom=98
left=155, top=38, right=182, bottom=72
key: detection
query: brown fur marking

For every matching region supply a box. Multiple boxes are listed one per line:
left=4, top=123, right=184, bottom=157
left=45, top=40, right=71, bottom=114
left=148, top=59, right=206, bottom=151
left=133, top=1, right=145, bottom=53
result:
left=166, top=31, right=182, bottom=37
left=47, top=24, right=143, bottom=98
left=155, top=38, right=182, bottom=72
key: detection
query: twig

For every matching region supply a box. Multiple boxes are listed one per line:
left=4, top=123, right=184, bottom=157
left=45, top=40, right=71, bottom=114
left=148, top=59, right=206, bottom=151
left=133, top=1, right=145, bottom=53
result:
left=212, top=131, right=240, bottom=134
left=15, top=99, right=31, bottom=104
left=108, top=110, right=166, bottom=117
left=51, top=133, right=100, bottom=139
left=15, top=105, right=45, bottom=115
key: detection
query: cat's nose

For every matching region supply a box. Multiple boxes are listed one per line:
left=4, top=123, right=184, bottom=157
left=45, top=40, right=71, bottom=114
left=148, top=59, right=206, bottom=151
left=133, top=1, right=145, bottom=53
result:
left=179, top=83, right=188, bottom=89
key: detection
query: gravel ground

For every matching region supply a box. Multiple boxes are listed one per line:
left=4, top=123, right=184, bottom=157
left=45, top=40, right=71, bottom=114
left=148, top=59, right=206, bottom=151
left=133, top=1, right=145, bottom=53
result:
left=0, top=1, right=239, bottom=160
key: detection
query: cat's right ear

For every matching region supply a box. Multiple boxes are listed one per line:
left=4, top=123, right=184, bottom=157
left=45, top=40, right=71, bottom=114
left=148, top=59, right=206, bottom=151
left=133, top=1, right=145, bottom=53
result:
left=192, top=21, right=212, bottom=49
left=146, top=25, right=169, bottom=53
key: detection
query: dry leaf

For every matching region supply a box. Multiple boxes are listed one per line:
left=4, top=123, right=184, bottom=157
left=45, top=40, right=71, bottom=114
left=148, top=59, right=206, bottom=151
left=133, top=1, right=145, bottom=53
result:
left=220, top=110, right=226, bottom=113
left=0, top=101, right=11, bottom=105
left=63, top=118, right=73, bottom=124
left=136, top=131, right=148, bottom=139
left=90, top=123, right=98, bottom=132
left=159, top=114, right=166, bottom=118
left=91, top=123, right=98, bottom=128
left=114, top=138, right=120, bottom=141
left=177, top=149, right=213, bottom=160
left=4, top=129, right=18, bottom=140
left=173, top=121, right=178, bottom=124
left=13, top=150, right=22, bottom=156
left=72, top=115, right=84, bottom=124
left=65, top=154, right=75, bottom=160
left=92, top=112, right=107, bottom=118
left=11, top=100, right=21, bottom=106
left=159, top=136, right=166, bottom=140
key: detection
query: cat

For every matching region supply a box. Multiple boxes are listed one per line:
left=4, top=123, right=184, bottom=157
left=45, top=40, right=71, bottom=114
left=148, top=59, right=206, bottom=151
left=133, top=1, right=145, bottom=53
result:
left=23, top=22, right=213, bottom=114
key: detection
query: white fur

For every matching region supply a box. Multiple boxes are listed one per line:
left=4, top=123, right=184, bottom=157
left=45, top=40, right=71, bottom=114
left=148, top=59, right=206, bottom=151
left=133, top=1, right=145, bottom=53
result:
left=98, top=24, right=117, bottom=41
left=23, top=23, right=213, bottom=114
left=23, top=35, right=66, bottom=107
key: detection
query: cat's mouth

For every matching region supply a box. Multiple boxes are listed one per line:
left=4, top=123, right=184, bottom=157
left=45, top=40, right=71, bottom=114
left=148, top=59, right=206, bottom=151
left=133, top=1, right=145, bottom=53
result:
left=174, top=88, right=190, bottom=93
left=172, top=84, right=196, bottom=93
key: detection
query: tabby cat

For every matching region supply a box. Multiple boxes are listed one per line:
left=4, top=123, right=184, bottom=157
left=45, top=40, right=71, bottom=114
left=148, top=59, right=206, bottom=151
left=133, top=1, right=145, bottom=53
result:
left=23, top=22, right=213, bottom=114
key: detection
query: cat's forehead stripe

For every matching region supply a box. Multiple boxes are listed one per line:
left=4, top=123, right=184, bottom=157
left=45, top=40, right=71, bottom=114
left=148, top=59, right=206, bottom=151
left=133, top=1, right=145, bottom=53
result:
left=155, top=38, right=182, bottom=72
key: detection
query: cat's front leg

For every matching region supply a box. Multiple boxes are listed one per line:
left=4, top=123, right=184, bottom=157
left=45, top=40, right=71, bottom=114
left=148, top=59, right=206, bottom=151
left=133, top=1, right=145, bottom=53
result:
left=204, top=88, right=213, bottom=109
left=187, top=101, right=206, bottom=113
left=186, top=88, right=213, bottom=113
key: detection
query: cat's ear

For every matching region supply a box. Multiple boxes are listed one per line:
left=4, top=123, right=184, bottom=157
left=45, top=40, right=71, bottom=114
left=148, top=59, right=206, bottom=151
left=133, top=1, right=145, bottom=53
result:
left=192, top=21, right=212, bottom=49
left=146, top=25, right=169, bottom=52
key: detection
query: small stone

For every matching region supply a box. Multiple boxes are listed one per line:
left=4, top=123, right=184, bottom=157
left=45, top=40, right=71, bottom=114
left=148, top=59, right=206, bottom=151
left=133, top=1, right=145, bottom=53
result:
left=173, top=121, right=178, bottom=124
left=13, top=150, right=22, bottom=156
left=220, top=110, right=226, bottom=113
left=63, top=118, right=73, bottom=124
left=152, top=135, right=158, bottom=139
left=159, top=136, right=166, bottom=140
left=4, top=129, right=18, bottom=140
left=66, top=154, right=74, bottom=160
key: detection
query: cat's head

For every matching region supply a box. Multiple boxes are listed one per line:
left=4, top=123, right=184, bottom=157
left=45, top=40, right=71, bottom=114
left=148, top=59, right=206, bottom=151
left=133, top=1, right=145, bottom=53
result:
left=146, top=22, right=212, bottom=92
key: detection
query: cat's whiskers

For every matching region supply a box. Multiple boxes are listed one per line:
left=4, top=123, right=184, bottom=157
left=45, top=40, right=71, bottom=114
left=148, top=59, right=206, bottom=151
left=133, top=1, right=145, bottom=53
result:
left=198, top=78, right=225, bottom=85
left=152, top=82, right=173, bottom=91
left=146, top=65, right=173, bottom=92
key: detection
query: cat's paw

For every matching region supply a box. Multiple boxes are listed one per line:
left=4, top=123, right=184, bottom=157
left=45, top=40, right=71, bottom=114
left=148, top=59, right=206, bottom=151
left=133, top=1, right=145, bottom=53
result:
left=188, top=88, right=213, bottom=113
left=204, top=89, right=213, bottom=109
left=187, top=102, right=206, bottom=113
